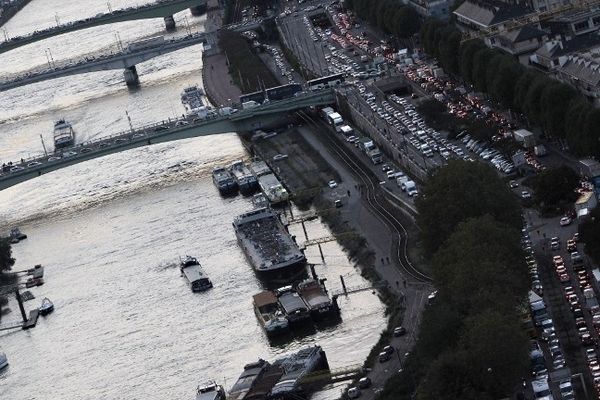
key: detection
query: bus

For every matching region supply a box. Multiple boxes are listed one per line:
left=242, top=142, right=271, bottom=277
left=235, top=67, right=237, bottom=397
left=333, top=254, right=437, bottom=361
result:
left=266, top=83, right=303, bottom=101
left=239, top=91, right=266, bottom=105
left=306, top=73, right=345, bottom=91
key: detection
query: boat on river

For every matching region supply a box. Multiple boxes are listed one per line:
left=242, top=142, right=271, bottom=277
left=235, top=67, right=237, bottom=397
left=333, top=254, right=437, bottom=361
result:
left=196, top=381, right=225, bottom=400
left=228, top=160, right=258, bottom=196
left=9, top=227, right=27, bottom=243
left=180, top=256, right=213, bottom=292
left=233, top=208, right=306, bottom=278
left=275, top=286, right=311, bottom=325
left=39, top=297, right=54, bottom=316
left=0, top=352, right=7, bottom=370
left=53, top=119, right=76, bottom=150
left=253, top=291, right=289, bottom=337
left=212, top=166, right=238, bottom=196
left=296, top=279, right=337, bottom=319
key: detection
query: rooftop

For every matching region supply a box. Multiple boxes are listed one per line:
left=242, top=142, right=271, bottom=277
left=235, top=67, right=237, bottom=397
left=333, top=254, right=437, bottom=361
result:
left=559, top=53, right=600, bottom=86
left=454, top=0, right=534, bottom=28
left=535, top=32, right=600, bottom=59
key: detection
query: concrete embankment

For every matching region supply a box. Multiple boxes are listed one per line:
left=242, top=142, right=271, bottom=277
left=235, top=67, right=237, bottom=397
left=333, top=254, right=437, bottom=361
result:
left=201, top=0, right=241, bottom=108
left=0, top=0, right=32, bottom=27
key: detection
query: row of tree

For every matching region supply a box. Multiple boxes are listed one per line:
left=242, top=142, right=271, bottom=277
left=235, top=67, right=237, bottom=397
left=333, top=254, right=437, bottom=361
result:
left=379, top=161, right=529, bottom=400
left=420, top=20, right=600, bottom=158
left=344, top=0, right=421, bottom=39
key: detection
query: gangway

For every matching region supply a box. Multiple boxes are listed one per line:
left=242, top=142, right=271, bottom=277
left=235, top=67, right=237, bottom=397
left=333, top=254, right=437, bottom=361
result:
left=300, top=364, right=364, bottom=386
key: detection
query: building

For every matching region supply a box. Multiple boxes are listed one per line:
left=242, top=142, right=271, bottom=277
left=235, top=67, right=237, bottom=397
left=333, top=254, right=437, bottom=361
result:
left=544, top=8, right=600, bottom=37
left=454, top=0, right=536, bottom=34
left=517, top=0, right=570, bottom=12
left=529, top=31, right=600, bottom=69
left=555, top=53, right=600, bottom=105
left=402, top=0, right=453, bottom=19
left=486, top=24, right=548, bottom=63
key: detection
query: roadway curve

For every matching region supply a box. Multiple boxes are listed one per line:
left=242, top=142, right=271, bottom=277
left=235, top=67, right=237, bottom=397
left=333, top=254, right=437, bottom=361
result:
left=297, top=111, right=431, bottom=284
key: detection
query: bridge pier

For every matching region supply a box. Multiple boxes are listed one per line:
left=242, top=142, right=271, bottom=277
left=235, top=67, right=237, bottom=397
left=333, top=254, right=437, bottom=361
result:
left=123, top=65, right=139, bottom=87
left=189, top=5, right=206, bottom=16
left=164, top=15, right=176, bottom=31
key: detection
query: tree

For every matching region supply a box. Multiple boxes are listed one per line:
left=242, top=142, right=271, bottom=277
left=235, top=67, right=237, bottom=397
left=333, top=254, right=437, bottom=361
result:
left=0, top=237, right=15, bottom=272
left=523, top=75, right=553, bottom=127
left=471, top=48, right=497, bottom=92
left=432, top=216, right=529, bottom=314
left=512, top=70, right=539, bottom=113
left=532, top=165, right=580, bottom=213
left=460, top=311, right=529, bottom=398
left=393, top=7, right=421, bottom=38
left=565, top=99, right=593, bottom=156
left=580, top=206, right=600, bottom=266
left=415, top=160, right=522, bottom=254
left=458, top=39, right=486, bottom=83
left=539, top=82, right=579, bottom=138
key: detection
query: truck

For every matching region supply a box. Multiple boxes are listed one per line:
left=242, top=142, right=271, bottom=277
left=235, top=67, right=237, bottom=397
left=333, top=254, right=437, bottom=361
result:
left=339, top=125, right=354, bottom=138
left=358, top=137, right=375, bottom=154
left=401, top=180, right=418, bottom=196
left=529, top=291, right=548, bottom=327
left=367, top=148, right=382, bottom=164
left=534, top=145, right=547, bottom=157
left=241, top=100, right=260, bottom=110
left=321, top=107, right=335, bottom=120
left=327, top=112, right=344, bottom=131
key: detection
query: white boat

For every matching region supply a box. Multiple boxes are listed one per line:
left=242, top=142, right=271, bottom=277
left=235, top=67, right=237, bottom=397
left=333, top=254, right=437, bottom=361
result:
left=0, top=352, right=8, bottom=370
left=53, top=119, right=75, bottom=150
left=180, top=256, right=213, bottom=292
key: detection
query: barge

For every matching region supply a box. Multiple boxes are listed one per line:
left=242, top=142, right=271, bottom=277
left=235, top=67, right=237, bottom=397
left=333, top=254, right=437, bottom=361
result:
left=228, top=346, right=329, bottom=400
left=296, top=279, right=337, bottom=319
left=180, top=256, right=213, bottom=292
left=275, top=286, right=311, bottom=325
left=229, top=160, right=259, bottom=196
left=181, top=85, right=206, bottom=113
left=212, top=166, right=238, bottom=196
left=253, top=291, right=289, bottom=336
left=233, top=208, right=306, bottom=278
left=250, top=160, right=289, bottom=205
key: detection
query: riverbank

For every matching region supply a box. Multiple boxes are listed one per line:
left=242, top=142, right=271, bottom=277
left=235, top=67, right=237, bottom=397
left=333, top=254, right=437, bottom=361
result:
left=0, top=0, right=32, bottom=27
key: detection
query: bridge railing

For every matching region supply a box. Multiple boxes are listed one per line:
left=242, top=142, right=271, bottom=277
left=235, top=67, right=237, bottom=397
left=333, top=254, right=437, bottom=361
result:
left=2, top=89, right=334, bottom=170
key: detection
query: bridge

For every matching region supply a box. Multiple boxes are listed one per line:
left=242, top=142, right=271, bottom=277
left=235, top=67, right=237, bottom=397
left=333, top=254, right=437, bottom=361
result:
left=0, top=0, right=208, bottom=55
left=0, top=89, right=335, bottom=191
left=0, top=31, right=215, bottom=91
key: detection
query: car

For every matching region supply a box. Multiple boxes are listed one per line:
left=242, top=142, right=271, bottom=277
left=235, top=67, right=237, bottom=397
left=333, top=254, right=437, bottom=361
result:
left=509, top=180, right=518, bottom=188
left=80, top=148, right=93, bottom=153
left=573, top=232, right=580, bottom=242
left=378, top=351, right=391, bottom=363
left=521, top=190, right=532, bottom=199
left=27, top=161, right=42, bottom=167
left=393, top=326, right=407, bottom=337
left=132, top=133, right=146, bottom=139
left=273, top=154, right=288, bottom=161
left=62, top=151, right=77, bottom=157
left=560, top=217, right=572, bottom=226
left=10, top=166, right=24, bottom=172
left=328, top=180, right=338, bottom=189
left=566, top=239, right=577, bottom=252
left=358, top=377, right=372, bottom=389
left=47, top=156, right=61, bottom=162
left=347, top=387, right=361, bottom=399
left=383, top=345, right=394, bottom=356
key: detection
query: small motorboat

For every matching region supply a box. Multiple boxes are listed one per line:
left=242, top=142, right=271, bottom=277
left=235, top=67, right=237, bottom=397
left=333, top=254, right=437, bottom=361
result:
left=196, top=382, right=225, bottom=400
left=39, top=297, right=54, bottom=316
left=0, top=352, right=8, bottom=370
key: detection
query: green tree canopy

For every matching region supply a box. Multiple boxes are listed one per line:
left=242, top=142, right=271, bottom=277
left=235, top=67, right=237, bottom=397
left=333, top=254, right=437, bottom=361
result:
left=432, top=216, right=529, bottom=314
left=531, top=165, right=580, bottom=213
left=416, top=160, right=522, bottom=254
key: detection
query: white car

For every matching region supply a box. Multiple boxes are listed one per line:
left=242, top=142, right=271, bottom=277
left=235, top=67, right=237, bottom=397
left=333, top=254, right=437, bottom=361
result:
left=347, top=387, right=361, bottom=399
left=273, top=154, right=288, bottom=161
left=328, top=180, right=338, bottom=189
left=560, top=217, right=572, bottom=226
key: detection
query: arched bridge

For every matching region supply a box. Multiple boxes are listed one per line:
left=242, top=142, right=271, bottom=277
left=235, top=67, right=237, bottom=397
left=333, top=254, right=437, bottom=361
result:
left=0, top=89, right=336, bottom=191
left=0, top=0, right=207, bottom=54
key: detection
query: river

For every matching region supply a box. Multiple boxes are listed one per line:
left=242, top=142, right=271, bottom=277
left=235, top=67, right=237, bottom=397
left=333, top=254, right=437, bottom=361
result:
left=0, top=1, right=386, bottom=399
